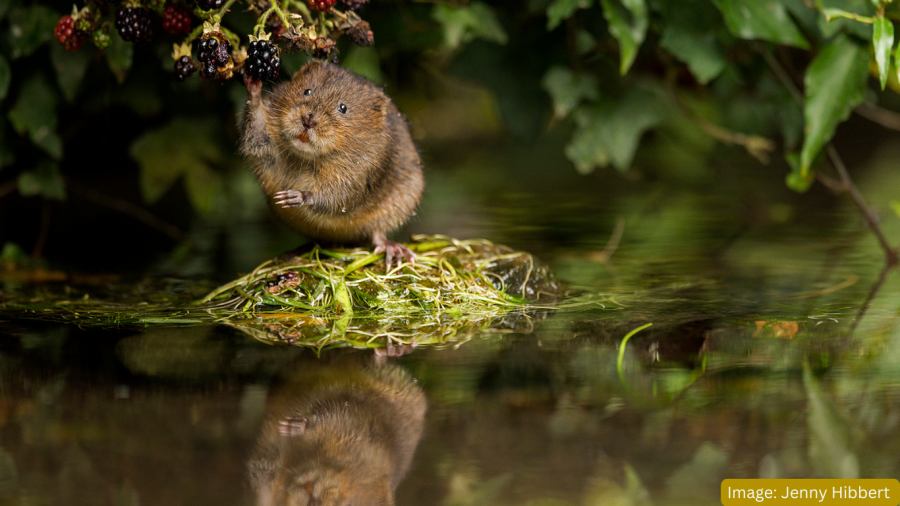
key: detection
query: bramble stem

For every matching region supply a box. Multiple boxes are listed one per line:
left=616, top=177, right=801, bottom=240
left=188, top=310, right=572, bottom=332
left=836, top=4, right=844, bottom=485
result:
left=212, top=0, right=240, bottom=23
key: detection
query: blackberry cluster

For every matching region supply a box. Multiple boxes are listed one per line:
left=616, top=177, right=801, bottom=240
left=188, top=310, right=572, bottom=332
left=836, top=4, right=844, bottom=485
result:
left=174, top=55, right=197, bottom=81
left=307, top=0, right=336, bottom=12
left=196, top=0, right=224, bottom=10
left=55, top=15, right=87, bottom=52
left=197, top=36, right=231, bottom=79
left=162, top=4, right=192, bottom=34
left=339, top=0, right=368, bottom=10
left=244, top=40, right=281, bottom=82
left=115, top=7, right=152, bottom=43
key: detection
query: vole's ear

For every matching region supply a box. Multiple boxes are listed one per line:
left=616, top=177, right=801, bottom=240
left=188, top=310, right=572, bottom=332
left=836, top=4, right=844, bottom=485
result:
left=293, top=60, right=323, bottom=80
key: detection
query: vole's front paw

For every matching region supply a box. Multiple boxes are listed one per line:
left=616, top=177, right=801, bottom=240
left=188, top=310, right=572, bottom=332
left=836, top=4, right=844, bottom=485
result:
left=245, top=73, right=262, bottom=97
left=274, top=190, right=308, bottom=208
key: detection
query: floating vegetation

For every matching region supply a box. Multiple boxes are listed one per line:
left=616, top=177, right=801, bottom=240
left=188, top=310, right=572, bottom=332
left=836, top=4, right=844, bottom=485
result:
left=201, top=235, right=565, bottom=350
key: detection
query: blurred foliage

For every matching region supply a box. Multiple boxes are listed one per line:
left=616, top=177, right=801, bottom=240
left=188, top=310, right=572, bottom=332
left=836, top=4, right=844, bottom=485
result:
left=1, top=0, right=900, bottom=269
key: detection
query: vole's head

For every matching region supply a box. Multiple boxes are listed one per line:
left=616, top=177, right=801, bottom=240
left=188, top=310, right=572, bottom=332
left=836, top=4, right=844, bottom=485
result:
left=275, top=60, right=389, bottom=158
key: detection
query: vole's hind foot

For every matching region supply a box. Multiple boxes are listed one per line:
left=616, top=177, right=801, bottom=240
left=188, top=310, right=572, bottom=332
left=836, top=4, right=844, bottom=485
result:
left=274, top=190, right=308, bottom=208
left=375, top=339, right=417, bottom=359
left=373, top=232, right=415, bottom=272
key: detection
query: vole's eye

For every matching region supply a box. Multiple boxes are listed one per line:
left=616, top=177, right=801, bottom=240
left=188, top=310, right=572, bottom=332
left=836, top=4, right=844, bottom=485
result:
left=338, top=103, right=347, bottom=114
left=303, top=89, right=311, bottom=96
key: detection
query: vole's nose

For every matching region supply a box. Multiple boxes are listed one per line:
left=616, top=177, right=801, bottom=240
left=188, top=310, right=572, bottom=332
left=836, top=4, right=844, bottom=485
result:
left=302, top=114, right=317, bottom=129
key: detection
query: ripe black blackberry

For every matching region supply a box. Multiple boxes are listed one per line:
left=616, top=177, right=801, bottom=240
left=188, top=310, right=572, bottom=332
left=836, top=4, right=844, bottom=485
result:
left=307, top=0, right=336, bottom=12
left=174, top=55, right=197, bottom=81
left=162, top=4, right=192, bottom=34
left=196, top=0, right=224, bottom=10
left=244, top=40, right=281, bottom=82
left=339, top=0, right=368, bottom=10
left=115, top=7, right=152, bottom=43
left=197, top=35, right=232, bottom=79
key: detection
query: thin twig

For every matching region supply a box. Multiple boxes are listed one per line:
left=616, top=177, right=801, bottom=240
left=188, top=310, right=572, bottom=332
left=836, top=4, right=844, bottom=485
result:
left=855, top=101, right=900, bottom=132
left=850, top=263, right=893, bottom=332
left=760, top=45, right=899, bottom=266
left=67, top=179, right=186, bottom=242
left=826, top=146, right=899, bottom=265
left=668, top=86, right=776, bottom=164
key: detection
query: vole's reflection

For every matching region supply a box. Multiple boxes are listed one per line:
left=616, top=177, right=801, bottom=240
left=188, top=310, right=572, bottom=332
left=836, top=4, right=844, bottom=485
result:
left=248, top=349, right=426, bottom=506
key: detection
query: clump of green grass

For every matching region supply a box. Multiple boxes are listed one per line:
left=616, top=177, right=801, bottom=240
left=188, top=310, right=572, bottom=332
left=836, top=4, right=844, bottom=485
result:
left=200, top=235, right=562, bottom=315
left=200, top=235, right=563, bottom=349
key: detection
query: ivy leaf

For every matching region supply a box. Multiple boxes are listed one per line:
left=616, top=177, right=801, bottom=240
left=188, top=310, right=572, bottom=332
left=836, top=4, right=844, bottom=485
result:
left=712, top=0, right=809, bottom=49
left=6, top=6, right=59, bottom=59
left=541, top=66, right=598, bottom=119
left=106, top=30, right=133, bottom=84
left=659, top=0, right=726, bottom=84
left=0, top=53, right=10, bottom=102
left=51, top=43, right=94, bottom=102
left=432, top=2, right=508, bottom=51
left=600, top=0, right=648, bottom=75
left=546, top=0, right=593, bottom=30
left=565, top=86, right=663, bottom=174
left=799, top=35, right=868, bottom=180
left=7, top=74, right=62, bottom=160
left=130, top=118, right=225, bottom=215
left=18, top=161, right=66, bottom=201
left=873, top=16, right=893, bottom=91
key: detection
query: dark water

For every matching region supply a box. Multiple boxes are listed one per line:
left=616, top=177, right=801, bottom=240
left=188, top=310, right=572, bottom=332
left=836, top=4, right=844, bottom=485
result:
left=3, top=150, right=900, bottom=505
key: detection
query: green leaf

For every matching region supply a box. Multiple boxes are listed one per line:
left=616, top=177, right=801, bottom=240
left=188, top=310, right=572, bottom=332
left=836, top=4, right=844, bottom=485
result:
left=17, top=161, right=66, bottom=201
left=546, top=0, right=593, bottom=30
left=600, top=0, right=648, bottom=75
left=6, top=6, right=59, bottom=59
left=7, top=74, right=62, bottom=160
left=712, top=0, right=809, bottom=49
left=432, top=2, right=508, bottom=51
left=0, top=0, right=11, bottom=22
left=565, top=85, right=663, bottom=174
left=799, top=35, right=868, bottom=178
left=874, top=16, right=894, bottom=90
left=51, top=43, right=94, bottom=102
left=0, top=53, right=10, bottom=102
left=130, top=118, right=225, bottom=214
left=106, top=30, right=133, bottom=84
left=785, top=151, right=814, bottom=192
left=659, top=0, right=726, bottom=84
left=541, top=66, right=598, bottom=119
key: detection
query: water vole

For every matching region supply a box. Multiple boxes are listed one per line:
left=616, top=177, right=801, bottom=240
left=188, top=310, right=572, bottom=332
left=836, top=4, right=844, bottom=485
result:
left=241, top=60, right=424, bottom=268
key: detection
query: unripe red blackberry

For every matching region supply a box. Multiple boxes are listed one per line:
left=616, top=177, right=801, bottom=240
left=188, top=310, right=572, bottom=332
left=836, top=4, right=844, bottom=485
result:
left=244, top=40, right=281, bottom=82
left=115, top=7, right=152, bottom=43
left=339, top=0, right=368, bottom=10
left=55, top=15, right=87, bottom=52
left=196, top=0, right=224, bottom=10
left=307, top=0, right=336, bottom=12
left=174, top=55, right=197, bottom=81
left=162, top=4, right=192, bottom=34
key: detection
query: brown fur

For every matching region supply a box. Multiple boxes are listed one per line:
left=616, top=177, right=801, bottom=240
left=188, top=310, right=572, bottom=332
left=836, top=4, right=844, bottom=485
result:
left=241, top=61, right=424, bottom=243
left=248, top=354, right=427, bottom=506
